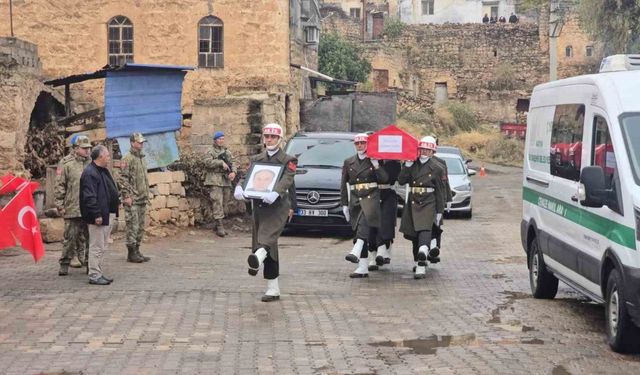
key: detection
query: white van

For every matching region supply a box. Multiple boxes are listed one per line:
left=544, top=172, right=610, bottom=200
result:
left=521, top=55, right=640, bottom=352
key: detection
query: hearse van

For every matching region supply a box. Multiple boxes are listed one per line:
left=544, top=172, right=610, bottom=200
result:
left=521, top=55, right=640, bottom=352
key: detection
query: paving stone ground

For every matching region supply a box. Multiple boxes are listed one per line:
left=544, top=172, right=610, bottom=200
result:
left=1, top=164, right=640, bottom=374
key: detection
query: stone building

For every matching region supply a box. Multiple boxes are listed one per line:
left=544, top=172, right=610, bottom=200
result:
left=398, top=0, right=518, bottom=24
left=322, top=0, right=398, bottom=40
left=0, top=0, right=321, bottom=175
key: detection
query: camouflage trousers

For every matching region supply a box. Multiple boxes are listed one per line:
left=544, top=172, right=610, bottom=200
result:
left=59, top=218, right=88, bottom=265
left=210, top=186, right=231, bottom=220
left=125, top=204, right=147, bottom=247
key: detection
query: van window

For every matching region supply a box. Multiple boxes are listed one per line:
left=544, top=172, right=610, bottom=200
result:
left=591, top=116, right=616, bottom=187
left=550, top=104, right=585, bottom=182
left=621, top=113, right=640, bottom=186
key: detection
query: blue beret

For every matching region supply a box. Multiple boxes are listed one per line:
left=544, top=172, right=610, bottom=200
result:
left=213, top=131, right=224, bottom=140
left=70, top=134, right=79, bottom=145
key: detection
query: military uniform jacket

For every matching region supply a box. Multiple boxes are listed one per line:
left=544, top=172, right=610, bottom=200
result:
left=398, top=158, right=445, bottom=236
left=340, top=156, right=389, bottom=231
left=432, top=155, right=453, bottom=203
left=118, top=149, right=150, bottom=206
left=55, top=153, right=90, bottom=218
left=379, top=160, right=401, bottom=240
left=250, top=149, right=297, bottom=261
left=204, top=146, right=237, bottom=187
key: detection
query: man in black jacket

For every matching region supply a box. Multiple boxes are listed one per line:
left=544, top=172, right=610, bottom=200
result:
left=80, top=145, right=120, bottom=285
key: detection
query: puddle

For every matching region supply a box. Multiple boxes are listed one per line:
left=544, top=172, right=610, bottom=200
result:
left=521, top=325, right=536, bottom=332
left=305, top=341, right=326, bottom=346
left=552, top=365, right=572, bottom=375
left=488, top=291, right=531, bottom=324
left=491, top=273, right=508, bottom=279
left=520, top=338, right=544, bottom=345
left=369, top=334, right=477, bottom=355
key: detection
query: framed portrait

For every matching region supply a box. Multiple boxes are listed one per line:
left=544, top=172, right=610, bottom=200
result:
left=242, top=162, right=284, bottom=199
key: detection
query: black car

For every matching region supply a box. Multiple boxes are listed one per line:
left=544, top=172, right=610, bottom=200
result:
left=284, top=132, right=356, bottom=231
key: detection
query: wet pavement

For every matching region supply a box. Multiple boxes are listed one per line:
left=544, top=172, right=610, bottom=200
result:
left=1, top=163, right=640, bottom=374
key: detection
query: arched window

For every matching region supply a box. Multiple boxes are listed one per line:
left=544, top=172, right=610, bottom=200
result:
left=199, top=16, right=224, bottom=68
left=108, top=16, right=134, bottom=67
left=565, top=46, right=573, bottom=58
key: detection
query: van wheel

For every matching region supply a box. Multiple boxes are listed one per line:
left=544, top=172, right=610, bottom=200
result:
left=605, top=269, right=640, bottom=353
left=528, top=238, right=558, bottom=299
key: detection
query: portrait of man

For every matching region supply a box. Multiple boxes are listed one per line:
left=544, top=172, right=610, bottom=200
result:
left=248, top=169, right=276, bottom=192
left=243, top=163, right=282, bottom=198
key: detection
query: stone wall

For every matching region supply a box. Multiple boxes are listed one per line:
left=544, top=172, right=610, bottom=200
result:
left=146, top=171, right=194, bottom=228
left=0, top=38, right=44, bottom=175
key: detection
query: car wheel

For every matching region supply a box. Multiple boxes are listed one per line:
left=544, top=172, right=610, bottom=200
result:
left=464, top=208, right=472, bottom=218
left=528, top=237, right=558, bottom=299
left=605, top=269, right=640, bottom=353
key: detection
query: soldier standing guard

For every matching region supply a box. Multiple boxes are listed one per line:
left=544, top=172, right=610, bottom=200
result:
left=55, top=134, right=92, bottom=276
left=204, top=131, right=237, bottom=237
left=371, top=159, right=401, bottom=270
left=341, top=133, right=389, bottom=278
left=398, top=136, right=445, bottom=279
left=233, top=123, right=297, bottom=302
left=118, top=133, right=151, bottom=264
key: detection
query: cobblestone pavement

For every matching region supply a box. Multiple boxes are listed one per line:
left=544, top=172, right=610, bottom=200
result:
left=1, top=164, right=640, bottom=375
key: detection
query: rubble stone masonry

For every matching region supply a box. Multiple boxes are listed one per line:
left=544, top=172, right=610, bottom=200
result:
left=0, top=38, right=44, bottom=175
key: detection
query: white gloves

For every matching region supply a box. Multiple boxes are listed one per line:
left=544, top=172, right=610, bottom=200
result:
left=436, top=213, right=442, bottom=226
left=342, top=206, right=350, bottom=222
left=405, top=161, right=414, bottom=167
left=262, top=191, right=279, bottom=204
left=234, top=185, right=245, bottom=201
left=371, top=159, right=379, bottom=169
left=446, top=202, right=452, bottom=212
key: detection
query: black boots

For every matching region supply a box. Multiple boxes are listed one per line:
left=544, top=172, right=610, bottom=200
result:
left=58, top=264, right=68, bottom=276
left=136, top=244, right=150, bottom=262
left=215, top=219, right=227, bottom=237
left=127, top=245, right=144, bottom=263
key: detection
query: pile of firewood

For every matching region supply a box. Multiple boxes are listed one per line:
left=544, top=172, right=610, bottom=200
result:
left=23, top=122, right=65, bottom=179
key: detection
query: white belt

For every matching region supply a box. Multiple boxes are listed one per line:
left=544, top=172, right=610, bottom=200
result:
left=350, top=182, right=378, bottom=191
left=378, top=184, right=392, bottom=189
left=410, top=187, right=434, bottom=193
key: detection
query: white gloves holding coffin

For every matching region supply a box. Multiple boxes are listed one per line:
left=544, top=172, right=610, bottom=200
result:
left=234, top=186, right=245, bottom=201
left=262, top=191, right=279, bottom=204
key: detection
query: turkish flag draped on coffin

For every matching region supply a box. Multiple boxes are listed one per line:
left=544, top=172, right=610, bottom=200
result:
left=366, top=125, right=419, bottom=161
left=0, top=174, right=45, bottom=262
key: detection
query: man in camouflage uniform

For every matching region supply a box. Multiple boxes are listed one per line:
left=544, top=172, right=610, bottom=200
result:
left=55, top=134, right=92, bottom=276
left=204, top=131, right=237, bottom=237
left=117, top=133, right=150, bottom=263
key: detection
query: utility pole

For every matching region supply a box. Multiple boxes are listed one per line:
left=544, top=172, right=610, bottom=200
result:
left=548, top=0, right=564, bottom=81
left=10, top=0, right=14, bottom=37
left=361, top=0, right=365, bottom=42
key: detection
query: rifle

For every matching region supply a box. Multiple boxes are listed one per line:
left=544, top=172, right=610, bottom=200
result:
left=218, top=152, right=243, bottom=186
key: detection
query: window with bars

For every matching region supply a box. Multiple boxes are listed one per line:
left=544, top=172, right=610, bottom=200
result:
left=199, top=16, right=224, bottom=68
left=107, top=16, right=134, bottom=67
left=422, top=0, right=434, bottom=15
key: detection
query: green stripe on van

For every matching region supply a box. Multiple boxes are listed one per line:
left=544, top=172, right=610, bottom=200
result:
left=523, top=186, right=637, bottom=250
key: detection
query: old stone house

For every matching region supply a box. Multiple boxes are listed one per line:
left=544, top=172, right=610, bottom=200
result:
left=398, top=0, right=519, bottom=24
left=0, top=0, right=321, bottom=176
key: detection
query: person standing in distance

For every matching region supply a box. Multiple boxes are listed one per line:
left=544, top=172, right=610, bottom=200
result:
left=80, top=145, right=120, bottom=285
left=340, top=133, right=389, bottom=278
left=203, top=131, right=237, bottom=237
left=117, top=133, right=150, bottom=263
left=398, top=136, right=445, bottom=279
left=55, top=134, right=92, bottom=276
left=233, top=123, right=297, bottom=302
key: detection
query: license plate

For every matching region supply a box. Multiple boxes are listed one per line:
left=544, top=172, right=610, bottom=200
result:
left=297, top=209, right=328, bottom=217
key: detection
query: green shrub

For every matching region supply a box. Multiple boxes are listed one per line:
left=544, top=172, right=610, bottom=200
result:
left=489, top=62, right=517, bottom=90
left=446, top=102, right=477, bottom=132
left=382, top=17, right=406, bottom=39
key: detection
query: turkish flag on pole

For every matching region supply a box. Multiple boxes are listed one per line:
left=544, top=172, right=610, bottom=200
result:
left=0, top=176, right=45, bottom=262
left=367, top=125, right=419, bottom=161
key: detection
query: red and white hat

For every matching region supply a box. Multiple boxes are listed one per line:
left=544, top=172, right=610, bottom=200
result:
left=418, top=136, right=437, bottom=151
left=353, top=133, right=368, bottom=143
left=263, top=123, right=283, bottom=137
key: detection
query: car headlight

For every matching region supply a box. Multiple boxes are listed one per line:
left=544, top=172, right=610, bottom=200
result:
left=454, top=183, right=471, bottom=191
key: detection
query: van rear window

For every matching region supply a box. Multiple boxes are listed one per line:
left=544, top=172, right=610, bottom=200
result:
left=621, top=113, right=640, bottom=185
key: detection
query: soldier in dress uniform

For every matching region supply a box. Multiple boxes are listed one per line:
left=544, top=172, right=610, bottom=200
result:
left=370, top=160, right=401, bottom=271
left=233, top=123, right=297, bottom=302
left=398, top=136, right=446, bottom=279
left=340, top=133, right=389, bottom=278
left=203, top=131, right=237, bottom=237
left=55, top=134, right=92, bottom=276
left=428, top=135, right=452, bottom=263
left=118, top=133, right=151, bottom=264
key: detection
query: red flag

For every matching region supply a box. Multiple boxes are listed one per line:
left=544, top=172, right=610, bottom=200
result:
left=367, top=125, right=420, bottom=161
left=0, top=175, right=38, bottom=195
left=0, top=180, right=45, bottom=262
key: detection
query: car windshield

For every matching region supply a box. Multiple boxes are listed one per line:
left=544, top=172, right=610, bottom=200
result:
left=439, top=156, right=466, bottom=175
left=286, top=138, right=355, bottom=168
left=438, top=146, right=462, bottom=157
left=621, top=113, right=640, bottom=185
